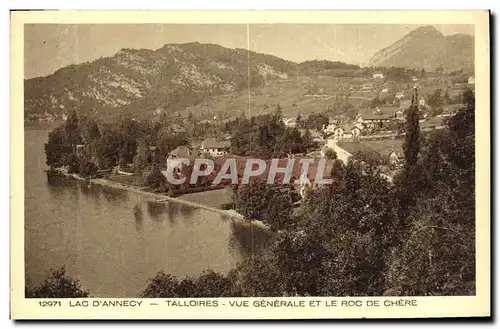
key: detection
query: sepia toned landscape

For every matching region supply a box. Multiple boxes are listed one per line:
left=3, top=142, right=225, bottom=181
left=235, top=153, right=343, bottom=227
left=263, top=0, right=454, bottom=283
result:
left=24, top=23, right=476, bottom=299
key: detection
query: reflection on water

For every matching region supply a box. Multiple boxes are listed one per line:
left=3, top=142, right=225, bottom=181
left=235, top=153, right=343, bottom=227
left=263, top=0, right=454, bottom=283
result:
left=133, top=203, right=144, bottom=222
left=46, top=173, right=74, bottom=188
left=146, top=201, right=165, bottom=220
left=228, top=220, right=273, bottom=258
left=162, top=201, right=195, bottom=224
left=101, top=185, right=129, bottom=203
left=25, top=129, right=272, bottom=297
left=133, top=203, right=144, bottom=232
left=79, top=182, right=103, bottom=198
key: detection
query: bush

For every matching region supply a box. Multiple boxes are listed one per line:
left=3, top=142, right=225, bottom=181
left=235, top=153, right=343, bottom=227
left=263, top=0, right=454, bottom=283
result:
left=65, top=153, right=81, bottom=173
left=145, top=169, right=168, bottom=191
left=26, top=267, right=90, bottom=298
left=80, top=161, right=98, bottom=178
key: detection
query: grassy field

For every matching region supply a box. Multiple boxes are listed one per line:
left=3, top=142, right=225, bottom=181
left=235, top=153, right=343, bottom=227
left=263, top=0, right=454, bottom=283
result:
left=184, top=75, right=377, bottom=119
left=338, top=138, right=404, bottom=156
left=182, top=73, right=468, bottom=122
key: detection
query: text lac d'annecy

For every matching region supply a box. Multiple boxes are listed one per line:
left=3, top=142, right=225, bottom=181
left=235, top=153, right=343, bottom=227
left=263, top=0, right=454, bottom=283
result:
left=69, top=300, right=143, bottom=307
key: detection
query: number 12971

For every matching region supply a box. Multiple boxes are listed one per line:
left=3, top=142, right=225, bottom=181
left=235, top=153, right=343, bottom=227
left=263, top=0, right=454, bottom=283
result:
left=38, top=301, right=62, bottom=307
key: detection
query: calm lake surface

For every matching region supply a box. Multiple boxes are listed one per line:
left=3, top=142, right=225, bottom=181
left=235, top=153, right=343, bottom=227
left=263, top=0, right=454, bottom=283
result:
left=24, top=128, right=271, bottom=297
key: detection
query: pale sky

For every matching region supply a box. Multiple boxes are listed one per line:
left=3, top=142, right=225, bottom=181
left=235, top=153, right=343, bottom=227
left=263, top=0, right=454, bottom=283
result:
left=24, top=24, right=474, bottom=79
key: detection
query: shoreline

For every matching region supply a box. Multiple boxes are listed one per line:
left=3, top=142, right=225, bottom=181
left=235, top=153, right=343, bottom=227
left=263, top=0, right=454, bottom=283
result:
left=47, top=168, right=270, bottom=230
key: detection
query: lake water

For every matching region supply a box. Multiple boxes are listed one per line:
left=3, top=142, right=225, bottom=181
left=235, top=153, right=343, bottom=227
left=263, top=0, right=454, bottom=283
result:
left=24, top=128, right=271, bottom=297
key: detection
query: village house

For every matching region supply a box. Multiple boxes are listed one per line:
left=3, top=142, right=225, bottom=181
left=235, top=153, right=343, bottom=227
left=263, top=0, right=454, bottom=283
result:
left=354, top=122, right=366, bottom=133
left=358, top=115, right=392, bottom=129
left=336, top=139, right=404, bottom=168
left=40, top=111, right=54, bottom=123
left=411, top=76, right=419, bottom=82
left=388, top=150, right=404, bottom=167
left=361, top=82, right=374, bottom=91
left=282, top=117, right=298, bottom=128
left=468, top=75, right=475, bottom=84
left=343, top=132, right=353, bottom=139
left=351, top=126, right=362, bottom=137
left=299, top=129, right=326, bottom=147
left=380, top=88, right=389, bottom=96
left=166, top=145, right=193, bottom=174
left=395, top=92, right=405, bottom=100
left=333, top=127, right=344, bottom=140
left=168, top=145, right=192, bottom=159
left=419, top=98, right=426, bottom=107
left=201, top=138, right=231, bottom=157
left=395, top=109, right=405, bottom=120
left=322, top=118, right=339, bottom=134
left=372, top=72, right=384, bottom=79
left=153, top=107, right=164, bottom=116
left=439, top=106, right=461, bottom=118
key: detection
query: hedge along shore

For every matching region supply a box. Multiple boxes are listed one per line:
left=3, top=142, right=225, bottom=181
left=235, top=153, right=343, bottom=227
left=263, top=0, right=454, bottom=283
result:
left=47, top=168, right=270, bottom=230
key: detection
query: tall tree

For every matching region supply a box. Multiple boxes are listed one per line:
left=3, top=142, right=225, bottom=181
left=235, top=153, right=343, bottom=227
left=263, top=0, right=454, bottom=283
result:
left=64, top=110, right=82, bottom=151
left=44, top=125, right=72, bottom=168
left=386, top=89, right=475, bottom=296
left=274, top=102, right=282, bottom=119
left=403, top=87, right=421, bottom=166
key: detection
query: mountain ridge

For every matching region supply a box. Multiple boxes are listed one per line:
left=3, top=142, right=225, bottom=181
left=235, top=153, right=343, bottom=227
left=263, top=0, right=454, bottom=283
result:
left=25, top=28, right=475, bottom=120
left=24, top=42, right=301, bottom=119
left=367, top=25, right=474, bottom=72
left=25, top=42, right=364, bottom=119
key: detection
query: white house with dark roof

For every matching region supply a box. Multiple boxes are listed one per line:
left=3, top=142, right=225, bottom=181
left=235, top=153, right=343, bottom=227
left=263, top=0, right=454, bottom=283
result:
left=333, top=127, right=345, bottom=140
left=395, top=109, right=405, bottom=120
left=201, top=138, right=231, bottom=157
left=355, top=122, right=365, bottom=131
left=351, top=126, right=362, bottom=137
left=372, top=72, right=384, bottom=79
left=322, top=118, right=339, bottom=134
left=282, top=117, right=298, bottom=128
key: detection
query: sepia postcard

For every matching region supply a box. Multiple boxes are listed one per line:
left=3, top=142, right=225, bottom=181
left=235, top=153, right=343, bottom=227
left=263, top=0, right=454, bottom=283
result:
left=10, top=10, right=490, bottom=319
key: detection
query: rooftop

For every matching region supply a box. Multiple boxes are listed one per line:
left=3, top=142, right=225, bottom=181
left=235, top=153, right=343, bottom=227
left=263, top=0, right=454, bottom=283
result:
left=362, top=115, right=393, bottom=121
left=338, top=138, right=404, bottom=157
left=201, top=137, right=231, bottom=149
left=168, top=145, right=192, bottom=158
